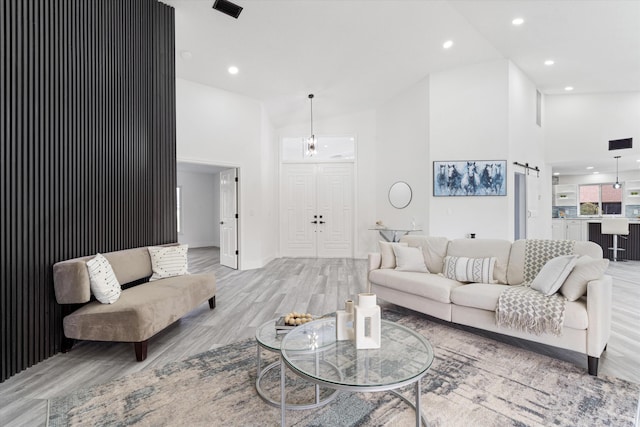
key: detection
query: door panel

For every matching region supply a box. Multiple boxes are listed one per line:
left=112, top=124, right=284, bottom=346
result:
left=220, top=168, right=238, bottom=269
left=317, top=164, right=353, bottom=257
left=281, top=164, right=316, bottom=257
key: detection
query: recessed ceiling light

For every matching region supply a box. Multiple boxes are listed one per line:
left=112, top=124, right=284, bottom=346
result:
left=586, top=166, right=594, bottom=170
left=636, top=159, right=640, bottom=162
left=512, top=18, right=524, bottom=26
left=443, top=40, right=454, bottom=49
left=544, top=60, right=555, bottom=66
left=180, top=50, right=193, bottom=60
left=228, top=66, right=239, bottom=75
left=593, top=171, right=600, bottom=174
left=564, top=86, right=574, bottom=91
left=553, top=172, right=560, bottom=176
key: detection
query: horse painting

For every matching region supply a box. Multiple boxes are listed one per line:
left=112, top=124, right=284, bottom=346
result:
left=434, top=160, right=506, bottom=196
left=461, top=162, right=480, bottom=195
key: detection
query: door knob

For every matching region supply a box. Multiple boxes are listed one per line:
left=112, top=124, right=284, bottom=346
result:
left=220, top=221, right=224, bottom=225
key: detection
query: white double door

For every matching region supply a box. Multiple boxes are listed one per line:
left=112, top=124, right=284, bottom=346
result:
left=281, top=163, right=354, bottom=258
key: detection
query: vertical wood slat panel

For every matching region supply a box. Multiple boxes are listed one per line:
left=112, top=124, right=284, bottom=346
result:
left=1, top=0, right=176, bottom=383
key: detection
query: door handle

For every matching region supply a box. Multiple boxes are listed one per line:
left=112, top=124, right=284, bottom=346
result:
left=319, top=221, right=325, bottom=224
left=311, top=220, right=318, bottom=224
left=220, top=221, right=224, bottom=225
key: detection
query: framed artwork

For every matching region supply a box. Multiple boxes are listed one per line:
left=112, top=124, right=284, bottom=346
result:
left=434, top=160, right=506, bottom=196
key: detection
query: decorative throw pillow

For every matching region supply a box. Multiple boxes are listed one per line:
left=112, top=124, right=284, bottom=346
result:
left=148, top=245, right=189, bottom=281
left=530, top=255, right=578, bottom=296
left=560, top=256, right=609, bottom=301
left=379, top=241, right=408, bottom=269
left=442, top=256, right=497, bottom=284
left=392, top=245, right=429, bottom=273
left=86, top=253, right=121, bottom=304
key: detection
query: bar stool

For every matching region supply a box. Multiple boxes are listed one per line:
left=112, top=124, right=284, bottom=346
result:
left=601, top=217, right=629, bottom=262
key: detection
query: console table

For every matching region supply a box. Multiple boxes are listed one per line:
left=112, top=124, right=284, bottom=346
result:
left=369, top=228, right=422, bottom=242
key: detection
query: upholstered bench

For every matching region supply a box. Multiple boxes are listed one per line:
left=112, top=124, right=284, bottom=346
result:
left=53, top=245, right=216, bottom=361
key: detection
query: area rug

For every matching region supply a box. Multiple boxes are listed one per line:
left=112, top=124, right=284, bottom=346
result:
left=48, top=311, right=640, bottom=427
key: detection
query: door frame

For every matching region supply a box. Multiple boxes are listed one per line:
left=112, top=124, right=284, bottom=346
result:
left=177, top=158, right=242, bottom=269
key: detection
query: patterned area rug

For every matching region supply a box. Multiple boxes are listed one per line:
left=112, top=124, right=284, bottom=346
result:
left=48, top=311, right=640, bottom=427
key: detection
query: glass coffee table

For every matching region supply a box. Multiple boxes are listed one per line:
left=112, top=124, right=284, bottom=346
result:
left=279, top=317, right=434, bottom=426
left=255, top=318, right=339, bottom=409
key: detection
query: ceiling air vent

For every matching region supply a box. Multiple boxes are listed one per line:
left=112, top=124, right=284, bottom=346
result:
left=212, top=0, right=243, bottom=19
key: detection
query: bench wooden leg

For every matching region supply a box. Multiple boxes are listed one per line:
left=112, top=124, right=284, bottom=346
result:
left=135, top=340, right=148, bottom=361
left=208, top=296, right=216, bottom=309
left=61, top=336, right=75, bottom=353
left=588, top=356, right=599, bottom=376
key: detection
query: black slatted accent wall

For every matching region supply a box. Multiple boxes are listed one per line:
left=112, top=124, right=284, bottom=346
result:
left=1, top=0, right=176, bottom=382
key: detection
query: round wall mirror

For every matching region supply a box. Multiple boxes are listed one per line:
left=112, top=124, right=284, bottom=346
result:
left=388, top=181, right=412, bottom=209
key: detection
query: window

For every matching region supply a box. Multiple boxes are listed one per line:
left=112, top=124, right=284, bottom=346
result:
left=176, top=186, right=182, bottom=233
left=578, top=184, right=622, bottom=215
left=281, top=136, right=355, bottom=161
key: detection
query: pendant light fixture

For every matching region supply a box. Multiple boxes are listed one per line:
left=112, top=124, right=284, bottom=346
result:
left=613, top=155, right=621, bottom=189
left=306, top=94, right=317, bottom=157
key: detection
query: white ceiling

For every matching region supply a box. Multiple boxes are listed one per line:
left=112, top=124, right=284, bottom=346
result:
left=164, top=0, right=640, bottom=174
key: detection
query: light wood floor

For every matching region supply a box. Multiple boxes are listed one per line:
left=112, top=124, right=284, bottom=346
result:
left=1, top=248, right=638, bottom=426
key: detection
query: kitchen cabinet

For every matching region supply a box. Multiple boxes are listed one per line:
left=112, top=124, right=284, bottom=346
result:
left=552, top=219, right=584, bottom=241
left=553, top=184, right=577, bottom=207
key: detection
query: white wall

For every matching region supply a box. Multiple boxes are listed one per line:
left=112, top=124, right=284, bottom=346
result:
left=429, top=60, right=511, bottom=239
left=176, top=78, right=277, bottom=269
left=277, top=110, right=378, bottom=258
left=375, top=77, right=430, bottom=236
left=508, top=62, right=550, bottom=238
left=544, top=92, right=640, bottom=165
left=177, top=170, right=219, bottom=248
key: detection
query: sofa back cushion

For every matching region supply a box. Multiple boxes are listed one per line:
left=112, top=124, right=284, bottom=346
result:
left=446, top=239, right=512, bottom=284
left=399, top=235, right=449, bottom=274
left=54, top=246, right=164, bottom=304
left=506, top=239, right=603, bottom=285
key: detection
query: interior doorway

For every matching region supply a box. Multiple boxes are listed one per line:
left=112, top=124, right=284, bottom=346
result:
left=176, top=162, right=240, bottom=269
left=514, top=172, right=526, bottom=240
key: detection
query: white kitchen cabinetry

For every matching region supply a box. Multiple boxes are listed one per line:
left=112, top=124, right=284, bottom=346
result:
left=552, top=219, right=584, bottom=241
left=625, top=180, right=640, bottom=205
left=553, top=184, right=577, bottom=207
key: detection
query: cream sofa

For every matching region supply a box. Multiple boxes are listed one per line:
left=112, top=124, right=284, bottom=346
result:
left=368, top=236, right=611, bottom=376
left=53, top=245, right=216, bottom=361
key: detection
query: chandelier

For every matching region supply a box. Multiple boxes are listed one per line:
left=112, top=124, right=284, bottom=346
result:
left=306, top=94, right=317, bottom=157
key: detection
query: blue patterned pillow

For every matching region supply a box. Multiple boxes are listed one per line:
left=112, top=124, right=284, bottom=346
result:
left=443, top=256, right=497, bottom=284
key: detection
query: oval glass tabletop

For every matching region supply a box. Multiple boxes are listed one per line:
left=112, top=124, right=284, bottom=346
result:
left=280, top=317, right=434, bottom=390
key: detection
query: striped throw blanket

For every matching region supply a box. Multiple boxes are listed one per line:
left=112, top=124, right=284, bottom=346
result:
left=495, top=240, right=575, bottom=336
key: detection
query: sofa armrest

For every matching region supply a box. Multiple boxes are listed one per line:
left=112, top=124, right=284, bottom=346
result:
left=368, top=253, right=382, bottom=272
left=586, top=274, right=612, bottom=357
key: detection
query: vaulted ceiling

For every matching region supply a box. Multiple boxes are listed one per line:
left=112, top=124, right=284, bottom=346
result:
left=165, top=0, right=640, bottom=173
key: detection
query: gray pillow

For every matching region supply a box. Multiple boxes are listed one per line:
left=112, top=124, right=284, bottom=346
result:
left=530, top=255, right=578, bottom=296
left=560, top=256, right=609, bottom=301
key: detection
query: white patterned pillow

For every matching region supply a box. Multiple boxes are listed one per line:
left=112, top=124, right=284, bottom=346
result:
left=443, top=256, right=497, bottom=284
left=86, top=253, right=121, bottom=304
left=392, top=245, right=429, bottom=273
left=148, top=245, right=189, bottom=281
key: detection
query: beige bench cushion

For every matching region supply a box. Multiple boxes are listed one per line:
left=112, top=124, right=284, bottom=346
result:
left=63, top=273, right=216, bottom=342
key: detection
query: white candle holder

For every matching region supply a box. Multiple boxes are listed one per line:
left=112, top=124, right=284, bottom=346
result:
left=354, top=293, right=381, bottom=349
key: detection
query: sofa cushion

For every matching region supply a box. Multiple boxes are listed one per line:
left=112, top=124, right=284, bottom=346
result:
left=507, top=240, right=604, bottom=285
left=399, top=235, right=449, bottom=274
left=393, top=245, right=429, bottom=272
left=560, top=256, right=610, bottom=301
left=530, top=255, right=578, bottom=296
left=86, top=253, right=121, bottom=304
left=379, top=241, right=408, bottom=269
left=104, top=247, right=154, bottom=284
left=369, top=269, right=463, bottom=303
left=450, top=283, right=588, bottom=329
left=446, top=239, right=512, bottom=284
left=443, top=256, right=497, bottom=284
